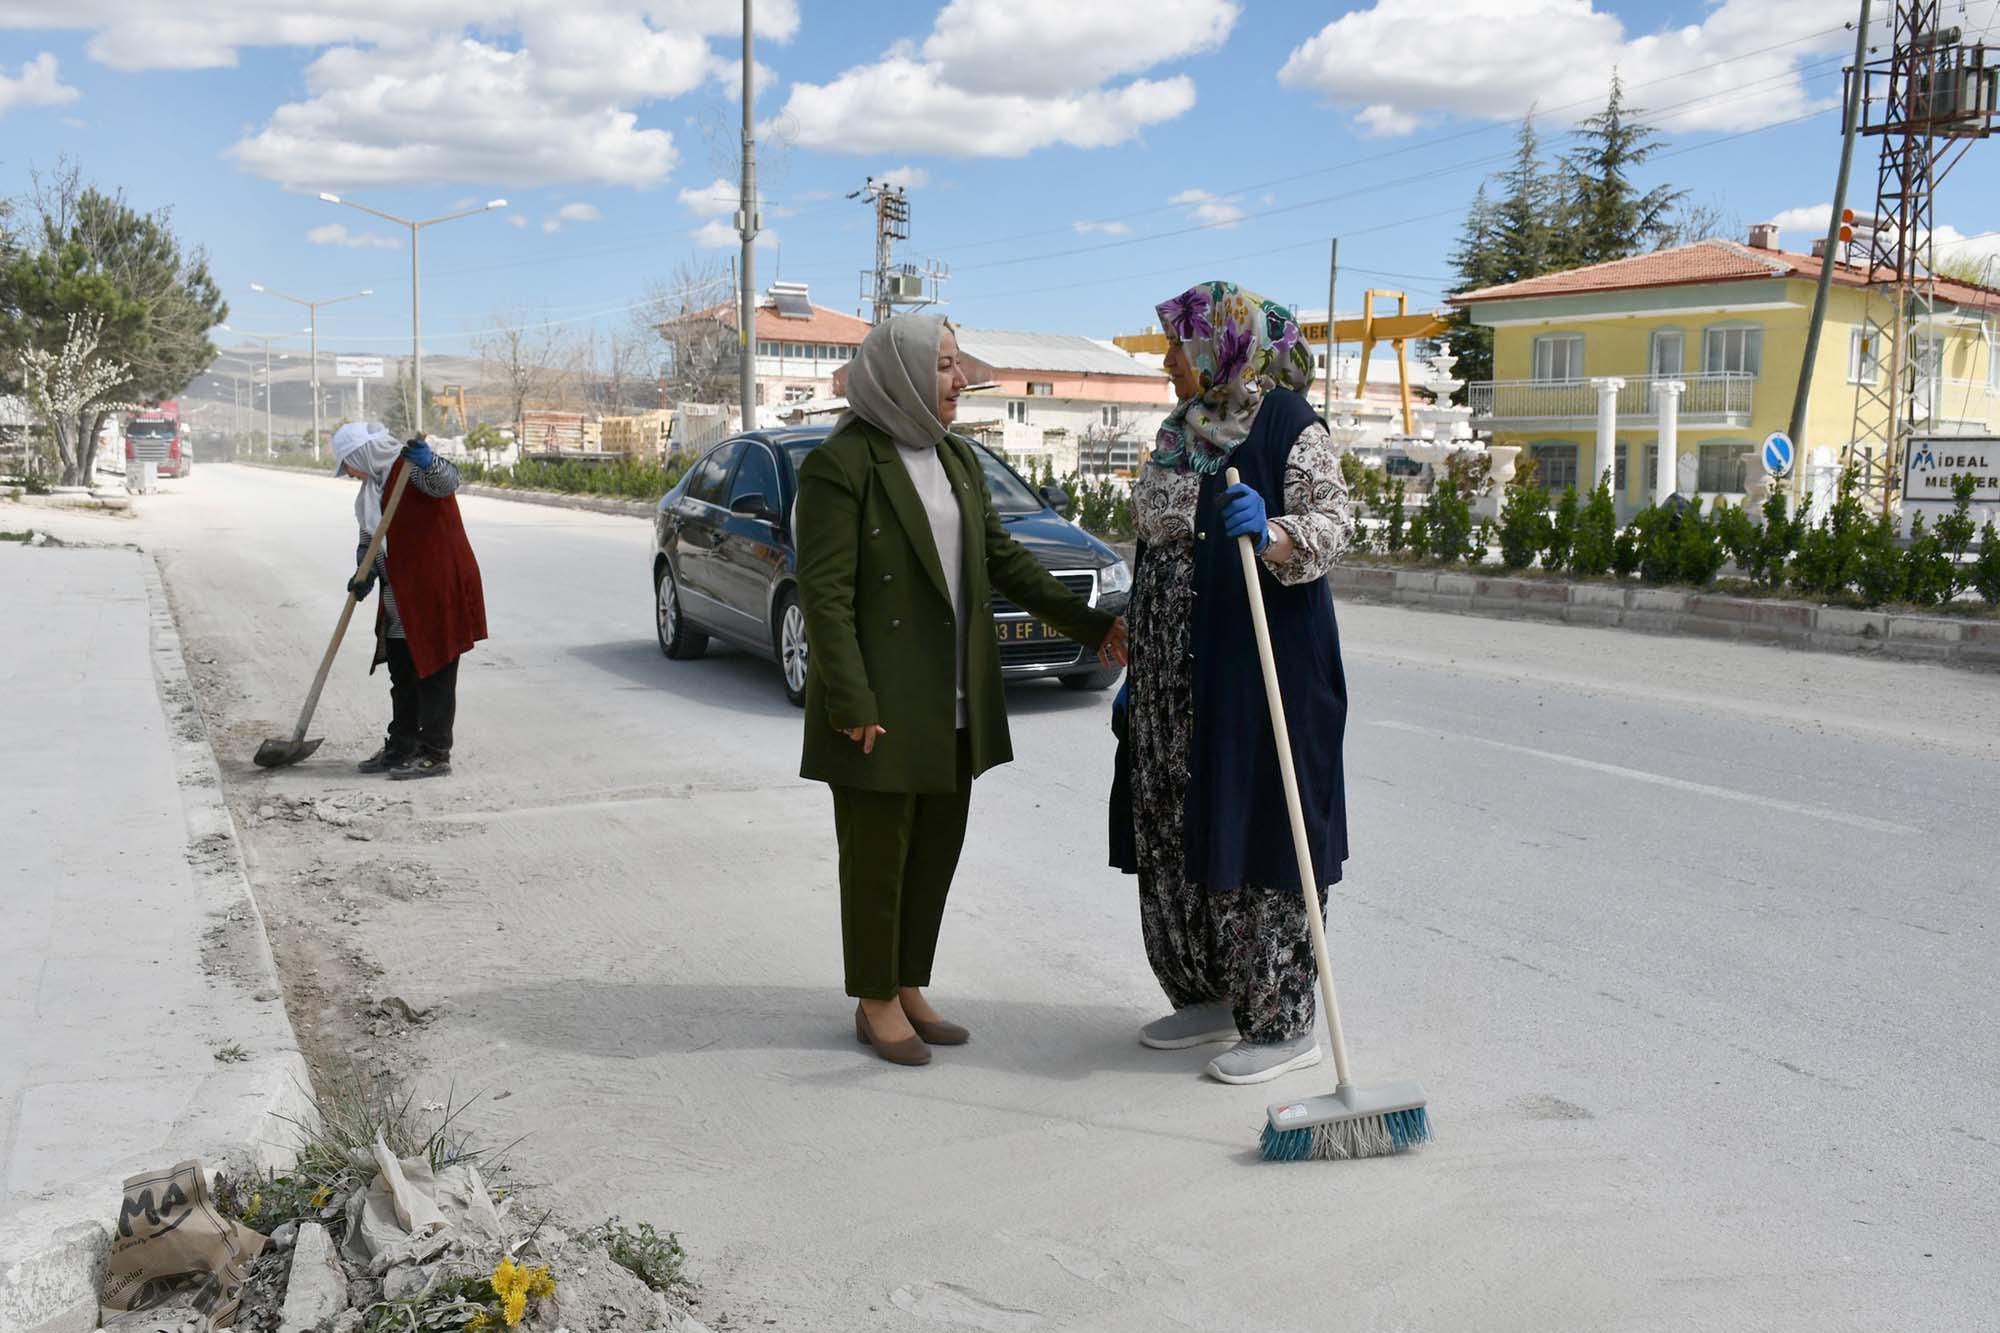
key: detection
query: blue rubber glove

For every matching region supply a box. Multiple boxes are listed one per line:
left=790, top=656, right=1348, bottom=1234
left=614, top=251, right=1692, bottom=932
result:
left=1220, top=481, right=1271, bottom=553
left=403, top=439, right=435, bottom=470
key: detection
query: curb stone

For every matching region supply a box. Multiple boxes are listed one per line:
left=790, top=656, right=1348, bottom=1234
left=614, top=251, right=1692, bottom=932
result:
left=0, top=556, right=314, bottom=1333
left=1330, top=563, right=1998, bottom=673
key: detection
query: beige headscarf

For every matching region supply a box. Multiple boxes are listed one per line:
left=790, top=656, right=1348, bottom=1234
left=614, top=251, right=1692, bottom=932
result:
left=331, top=421, right=405, bottom=533
left=840, top=313, right=951, bottom=448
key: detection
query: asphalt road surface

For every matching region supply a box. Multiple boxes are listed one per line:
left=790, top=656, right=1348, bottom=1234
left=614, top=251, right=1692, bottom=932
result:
left=83, top=464, right=2000, bottom=1330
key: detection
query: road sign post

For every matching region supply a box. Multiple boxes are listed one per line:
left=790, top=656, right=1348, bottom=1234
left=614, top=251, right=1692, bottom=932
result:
left=337, top=355, right=385, bottom=419
left=1761, top=431, right=1795, bottom=479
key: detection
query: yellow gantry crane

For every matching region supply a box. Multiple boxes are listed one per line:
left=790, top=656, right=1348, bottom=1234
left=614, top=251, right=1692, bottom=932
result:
left=1114, top=290, right=1451, bottom=434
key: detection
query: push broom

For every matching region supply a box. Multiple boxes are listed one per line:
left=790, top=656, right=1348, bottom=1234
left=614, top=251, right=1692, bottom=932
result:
left=1224, top=466, right=1431, bottom=1162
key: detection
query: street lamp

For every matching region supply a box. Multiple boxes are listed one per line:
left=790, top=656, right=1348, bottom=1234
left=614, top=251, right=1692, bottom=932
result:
left=250, top=283, right=372, bottom=460
left=317, top=193, right=507, bottom=434
left=219, top=325, right=305, bottom=457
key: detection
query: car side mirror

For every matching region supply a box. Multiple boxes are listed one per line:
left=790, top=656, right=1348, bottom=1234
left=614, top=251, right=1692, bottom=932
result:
left=730, top=492, right=780, bottom=523
left=1040, top=483, right=1070, bottom=513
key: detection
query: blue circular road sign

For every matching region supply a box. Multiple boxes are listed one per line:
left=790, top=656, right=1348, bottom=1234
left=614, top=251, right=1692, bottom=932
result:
left=1761, top=431, right=1794, bottom=478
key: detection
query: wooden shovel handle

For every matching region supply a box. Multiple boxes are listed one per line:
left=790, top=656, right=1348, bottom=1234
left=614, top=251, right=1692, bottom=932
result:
left=288, top=461, right=417, bottom=744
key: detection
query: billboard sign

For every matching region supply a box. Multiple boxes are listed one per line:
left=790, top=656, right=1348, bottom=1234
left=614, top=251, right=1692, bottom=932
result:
left=1902, top=434, right=2000, bottom=530
left=335, top=355, right=385, bottom=379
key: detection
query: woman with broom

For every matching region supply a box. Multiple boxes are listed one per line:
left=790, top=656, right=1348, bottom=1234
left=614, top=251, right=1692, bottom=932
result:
left=332, top=422, right=486, bottom=780
left=1113, top=280, right=1356, bottom=1085
left=797, top=313, right=1128, bottom=1067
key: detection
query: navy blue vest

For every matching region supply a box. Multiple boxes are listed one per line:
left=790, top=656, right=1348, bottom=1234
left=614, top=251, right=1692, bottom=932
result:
left=1181, top=390, right=1349, bottom=894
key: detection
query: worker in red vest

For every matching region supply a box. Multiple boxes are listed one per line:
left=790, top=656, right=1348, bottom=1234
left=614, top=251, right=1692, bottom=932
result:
left=331, top=423, right=488, bottom=780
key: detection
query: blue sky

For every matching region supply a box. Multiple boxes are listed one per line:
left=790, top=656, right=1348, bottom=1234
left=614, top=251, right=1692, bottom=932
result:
left=3, top=0, right=1997, bottom=367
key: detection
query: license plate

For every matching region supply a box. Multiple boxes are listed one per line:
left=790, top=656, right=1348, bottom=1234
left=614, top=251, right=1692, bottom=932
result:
left=994, top=618, right=1058, bottom=643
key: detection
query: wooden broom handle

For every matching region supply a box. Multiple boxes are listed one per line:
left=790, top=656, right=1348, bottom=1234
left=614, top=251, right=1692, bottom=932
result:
left=288, top=461, right=417, bottom=744
left=1225, top=466, right=1353, bottom=1089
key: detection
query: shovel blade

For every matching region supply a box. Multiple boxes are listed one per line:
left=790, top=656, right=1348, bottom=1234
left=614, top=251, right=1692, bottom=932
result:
left=253, top=736, right=324, bottom=769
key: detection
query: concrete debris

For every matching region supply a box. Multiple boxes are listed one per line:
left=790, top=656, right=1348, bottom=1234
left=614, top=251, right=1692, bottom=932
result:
left=267, top=1222, right=298, bottom=1250
left=276, top=1223, right=346, bottom=1333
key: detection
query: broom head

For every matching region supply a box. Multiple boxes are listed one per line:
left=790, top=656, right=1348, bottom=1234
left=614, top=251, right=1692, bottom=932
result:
left=1261, top=1079, right=1431, bottom=1162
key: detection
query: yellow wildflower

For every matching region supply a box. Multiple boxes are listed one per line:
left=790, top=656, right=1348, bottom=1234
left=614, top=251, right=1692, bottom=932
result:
left=465, top=1314, right=490, bottom=1332
left=309, top=1186, right=332, bottom=1208
left=527, top=1267, right=556, bottom=1299
left=503, top=1291, right=527, bottom=1327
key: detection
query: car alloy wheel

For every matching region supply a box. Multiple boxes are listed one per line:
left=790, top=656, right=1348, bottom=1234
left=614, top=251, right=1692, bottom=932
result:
left=779, top=596, right=809, bottom=706
left=656, top=567, right=679, bottom=648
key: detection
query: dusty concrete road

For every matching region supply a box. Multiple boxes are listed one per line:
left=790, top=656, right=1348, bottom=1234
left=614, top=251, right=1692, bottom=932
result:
left=41, top=464, right=2000, bottom=1331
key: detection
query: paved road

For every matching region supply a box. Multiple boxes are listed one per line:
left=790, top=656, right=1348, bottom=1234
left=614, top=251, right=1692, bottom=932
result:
left=67, top=464, right=2000, bottom=1330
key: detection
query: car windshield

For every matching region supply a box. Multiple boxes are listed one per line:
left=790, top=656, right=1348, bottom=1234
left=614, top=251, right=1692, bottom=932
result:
left=128, top=421, right=176, bottom=439
left=782, top=438, right=1045, bottom=517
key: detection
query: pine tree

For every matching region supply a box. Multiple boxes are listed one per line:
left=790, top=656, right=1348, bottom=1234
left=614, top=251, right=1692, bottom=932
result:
left=1493, top=114, right=1555, bottom=285
left=1443, top=183, right=1502, bottom=388
left=1563, top=73, right=1685, bottom=266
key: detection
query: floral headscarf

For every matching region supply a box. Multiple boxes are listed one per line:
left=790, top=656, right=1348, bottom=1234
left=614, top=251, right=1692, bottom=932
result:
left=1152, top=280, right=1314, bottom=474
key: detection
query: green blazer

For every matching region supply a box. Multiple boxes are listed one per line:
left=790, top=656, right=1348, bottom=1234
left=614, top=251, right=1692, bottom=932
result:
left=796, top=418, right=1116, bottom=794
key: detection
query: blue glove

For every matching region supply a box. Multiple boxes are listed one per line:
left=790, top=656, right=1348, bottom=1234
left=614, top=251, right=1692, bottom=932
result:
left=403, top=439, right=435, bottom=470
left=1220, top=481, right=1271, bottom=553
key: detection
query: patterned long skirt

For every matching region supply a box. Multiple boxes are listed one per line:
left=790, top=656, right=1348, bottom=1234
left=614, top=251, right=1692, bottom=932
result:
left=1128, top=542, right=1325, bottom=1044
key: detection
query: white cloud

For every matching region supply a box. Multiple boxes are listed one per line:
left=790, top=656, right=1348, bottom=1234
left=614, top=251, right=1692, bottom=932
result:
left=1768, top=203, right=1832, bottom=237
left=228, top=32, right=681, bottom=188
left=768, top=0, right=1226, bottom=157
left=678, top=177, right=740, bottom=219
left=1933, top=226, right=2000, bottom=279
left=1280, top=0, right=1872, bottom=136
left=691, top=218, right=776, bottom=250
left=0, top=53, right=80, bottom=115
left=921, top=0, right=1238, bottom=96
left=1074, top=219, right=1133, bottom=236
left=505, top=214, right=529, bottom=228
left=542, top=219, right=561, bottom=234
left=556, top=202, right=602, bottom=222
left=1170, top=188, right=1245, bottom=230
left=306, top=222, right=398, bottom=249
left=878, top=166, right=929, bottom=191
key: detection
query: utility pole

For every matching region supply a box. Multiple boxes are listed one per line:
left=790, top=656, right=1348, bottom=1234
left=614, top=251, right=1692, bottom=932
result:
left=850, top=177, right=912, bottom=323
left=1791, top=1, right=1872, bottom=492
left=737, top=0, right=760, bottom=431
left=1842, top=1, right=1997, bottom=511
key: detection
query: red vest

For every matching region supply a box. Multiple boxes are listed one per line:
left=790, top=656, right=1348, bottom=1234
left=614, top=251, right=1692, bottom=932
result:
left=372, top=458, right=487, bottom=677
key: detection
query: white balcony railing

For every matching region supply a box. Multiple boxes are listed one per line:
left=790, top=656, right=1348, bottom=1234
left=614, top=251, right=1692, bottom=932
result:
left=1467, top=372, right=1756, bottom=424
left=1912, top=377, right=1999, bottom=431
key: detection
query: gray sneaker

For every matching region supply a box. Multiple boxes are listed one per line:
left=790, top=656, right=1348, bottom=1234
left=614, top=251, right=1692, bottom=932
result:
left=1205, top=1032, right=1323, bottom=1085
left=1139, top=1002, right=1241, bottom=1050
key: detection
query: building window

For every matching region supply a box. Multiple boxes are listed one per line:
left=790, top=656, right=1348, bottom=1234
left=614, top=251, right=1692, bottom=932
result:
left=1848, top=326, right=1882, bottom=384
left=1101, top=405, right=1121, bottom=427
left=1026, top=381, right=1054, bottom=396
left=1614, top=442, right=1626, bottom=490
left=1529, top=441, right=1579, bottom=492
left=783, top=384, right=813, bottom=404
left=1698, top=442, right=1754, bottom=493
left=1644, top=443, right=1659, bottom=494
left=1531, top=334, right=1584, bottom=382
left=1650, top=329, right=1684, bottom=378
left=1702, top=325, right=1763, bottom=376
left=1006, top=400, right=1028, bottom=423
left=757, top=340, right=777, bottom=357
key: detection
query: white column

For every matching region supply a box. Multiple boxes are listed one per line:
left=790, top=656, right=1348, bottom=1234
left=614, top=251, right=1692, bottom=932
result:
left=1653, top=379, right=1685, bottom=505
left=1591, top=377, right=1624, bottom=499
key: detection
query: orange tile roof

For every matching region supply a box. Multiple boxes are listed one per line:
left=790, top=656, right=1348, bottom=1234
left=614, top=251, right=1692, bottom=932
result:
left=670, top=299, right=873, bottom=345
left=1451, top=237, right=2000, bottom=311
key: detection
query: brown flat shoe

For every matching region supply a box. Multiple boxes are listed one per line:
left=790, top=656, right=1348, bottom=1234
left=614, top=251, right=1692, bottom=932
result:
left=907, top=1014, right=969, bottom=1046
left=855, top=1003, right=931, bottom=1066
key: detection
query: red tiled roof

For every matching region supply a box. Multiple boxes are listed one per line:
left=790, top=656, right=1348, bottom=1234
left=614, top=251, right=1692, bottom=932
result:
left=669, top=300, right=873, bottom=345
left=1451, top=237, right=2000, bottom=311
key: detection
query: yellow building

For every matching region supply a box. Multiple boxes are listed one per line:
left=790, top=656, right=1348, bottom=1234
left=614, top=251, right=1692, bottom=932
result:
left=1451, top=226, right=2000, bottom=513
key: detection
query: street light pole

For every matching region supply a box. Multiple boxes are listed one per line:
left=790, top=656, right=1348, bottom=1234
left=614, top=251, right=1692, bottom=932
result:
left=318, top=194, right=507, bottom=435
left=737, top=0, right=760, bottom=432
left=250, top=284, right=372, bottom=460
left=218, top=326, right=304, bottom=458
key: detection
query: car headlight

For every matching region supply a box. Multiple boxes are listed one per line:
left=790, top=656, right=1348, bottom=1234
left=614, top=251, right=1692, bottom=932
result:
left=1098, top=558, right=1132, bottom=597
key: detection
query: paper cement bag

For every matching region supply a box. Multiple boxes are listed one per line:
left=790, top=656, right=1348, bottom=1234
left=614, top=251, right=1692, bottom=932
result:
left=100, top=1159, right=267, bottom=1329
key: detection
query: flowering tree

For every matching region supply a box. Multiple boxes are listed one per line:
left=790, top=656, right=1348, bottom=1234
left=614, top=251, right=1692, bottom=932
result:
left=18, top=314, right=127, bottom=485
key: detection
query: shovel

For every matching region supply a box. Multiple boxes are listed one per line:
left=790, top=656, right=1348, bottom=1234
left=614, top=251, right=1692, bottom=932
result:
left=254, top=462, right=416, bottom=769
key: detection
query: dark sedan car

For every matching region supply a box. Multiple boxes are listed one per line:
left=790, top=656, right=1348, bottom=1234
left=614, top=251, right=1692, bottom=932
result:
left=652, top=427, right=1131, bottom=706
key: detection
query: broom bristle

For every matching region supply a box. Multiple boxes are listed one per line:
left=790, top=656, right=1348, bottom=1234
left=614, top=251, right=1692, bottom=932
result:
left=1260, top=1105, right=1431, bottom=1161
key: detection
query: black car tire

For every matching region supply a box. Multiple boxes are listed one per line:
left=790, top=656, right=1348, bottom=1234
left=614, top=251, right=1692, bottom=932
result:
left=656, top=562, right=709, bottom=660
left=1060, top=665, right=1123, bottom=691
left=774, top=586, right=808, bottom=708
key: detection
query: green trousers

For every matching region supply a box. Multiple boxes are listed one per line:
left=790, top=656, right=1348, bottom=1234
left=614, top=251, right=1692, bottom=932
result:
left=830, top=730, right=973, bottom=1000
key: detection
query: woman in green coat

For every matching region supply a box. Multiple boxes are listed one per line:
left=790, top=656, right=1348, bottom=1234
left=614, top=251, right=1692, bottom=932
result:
left=797, top=314, right=1128, bottom=1067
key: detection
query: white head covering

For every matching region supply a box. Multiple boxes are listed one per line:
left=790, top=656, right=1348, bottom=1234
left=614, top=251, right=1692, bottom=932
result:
left=331, top=422, right=405, bottom=533
left=840, top=313, right=950, bottom=449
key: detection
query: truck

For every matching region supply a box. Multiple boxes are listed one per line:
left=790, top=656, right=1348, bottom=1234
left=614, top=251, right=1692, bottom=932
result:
left=124, top=402, right=191, bottom=479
